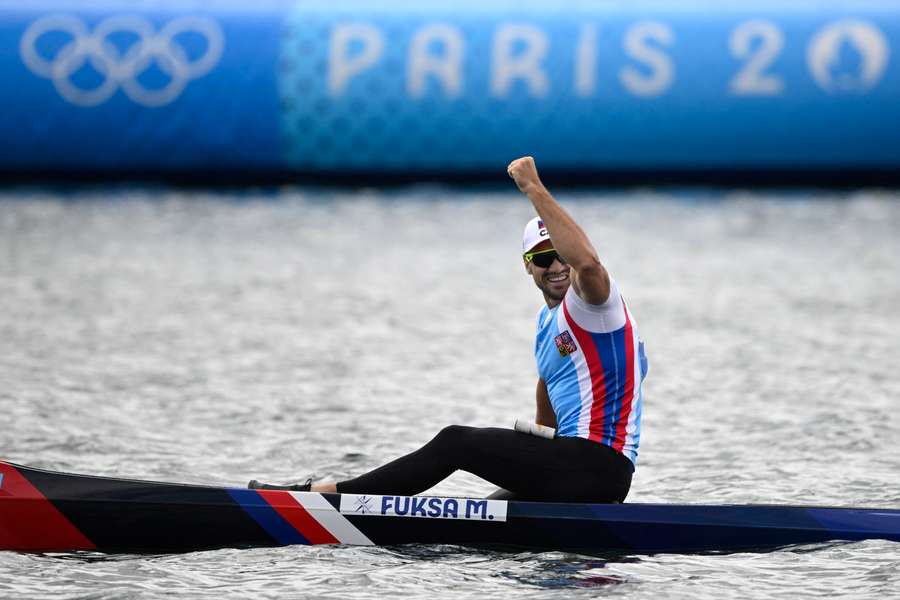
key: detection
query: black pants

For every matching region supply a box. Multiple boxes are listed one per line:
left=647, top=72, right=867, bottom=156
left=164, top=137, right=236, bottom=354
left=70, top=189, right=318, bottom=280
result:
left=336, top=425, right=634, bottom=503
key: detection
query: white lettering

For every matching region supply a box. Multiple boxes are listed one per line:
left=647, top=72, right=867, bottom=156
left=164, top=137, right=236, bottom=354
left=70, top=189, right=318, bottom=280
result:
left=620, top=21, right=675, bottom=97
left=729, top=20, right=785, bottom=96
left=328, top=23, right=385, bottom=96
left=807, top=19, right=889, bottom=93
left=407, top=23, right=464, bottom=98
left=491, top=23, right=549, bottom=98
left=574, top=23, right=598, bottom=97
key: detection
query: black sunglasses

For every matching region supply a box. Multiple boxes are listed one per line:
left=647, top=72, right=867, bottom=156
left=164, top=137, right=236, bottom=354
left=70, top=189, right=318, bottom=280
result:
left=524, top=248, right=567, bottom=268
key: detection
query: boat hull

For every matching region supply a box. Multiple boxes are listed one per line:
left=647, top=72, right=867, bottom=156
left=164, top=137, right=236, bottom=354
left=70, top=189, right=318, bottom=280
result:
left=2, top=461, right=899, bottom=554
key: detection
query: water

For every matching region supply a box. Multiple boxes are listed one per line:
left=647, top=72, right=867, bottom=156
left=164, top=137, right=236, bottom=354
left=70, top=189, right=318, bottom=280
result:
left=1, top=186, right=899, bottom=598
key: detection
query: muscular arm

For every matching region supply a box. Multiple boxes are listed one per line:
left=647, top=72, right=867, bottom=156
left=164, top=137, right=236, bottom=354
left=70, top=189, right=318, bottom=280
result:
left=508, top=156, right=611, bottom=305
left=535, top=378, right=557, bottom=429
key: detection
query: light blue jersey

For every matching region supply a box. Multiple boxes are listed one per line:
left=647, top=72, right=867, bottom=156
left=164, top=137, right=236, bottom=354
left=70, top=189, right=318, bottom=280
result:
left=535, top=280, right=647, bottom=465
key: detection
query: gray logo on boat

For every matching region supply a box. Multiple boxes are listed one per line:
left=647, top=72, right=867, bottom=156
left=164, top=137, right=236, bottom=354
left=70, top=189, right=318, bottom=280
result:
left=353, top=495, right=375, bottom=514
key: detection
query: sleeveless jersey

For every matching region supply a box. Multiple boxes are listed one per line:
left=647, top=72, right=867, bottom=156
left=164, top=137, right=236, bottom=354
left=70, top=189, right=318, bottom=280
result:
left=534, top=278, right=647, bottom=465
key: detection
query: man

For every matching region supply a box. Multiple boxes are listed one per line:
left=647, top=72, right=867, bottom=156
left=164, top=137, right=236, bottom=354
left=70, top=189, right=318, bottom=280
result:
left=251, top=156, right=646, bottom=503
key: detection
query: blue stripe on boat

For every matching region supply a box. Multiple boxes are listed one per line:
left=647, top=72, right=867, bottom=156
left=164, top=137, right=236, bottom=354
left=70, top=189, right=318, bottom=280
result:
left=228, top=489, right=310, bottom=546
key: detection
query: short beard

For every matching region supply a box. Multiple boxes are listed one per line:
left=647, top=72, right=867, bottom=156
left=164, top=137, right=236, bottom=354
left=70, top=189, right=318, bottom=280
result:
left=538, top=279, right=568, bottom=302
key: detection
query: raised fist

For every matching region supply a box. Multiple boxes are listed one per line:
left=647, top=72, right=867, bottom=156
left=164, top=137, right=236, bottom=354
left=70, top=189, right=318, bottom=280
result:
left=507, top=156, right=542, bottom=193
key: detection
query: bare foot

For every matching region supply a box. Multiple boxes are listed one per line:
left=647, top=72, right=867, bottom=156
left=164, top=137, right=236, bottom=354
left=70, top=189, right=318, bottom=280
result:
left=311, top=482, right=337, bottom=493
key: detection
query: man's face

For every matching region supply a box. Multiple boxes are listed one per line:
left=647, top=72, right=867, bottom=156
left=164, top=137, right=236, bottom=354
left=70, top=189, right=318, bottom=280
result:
left=524, top=240, right=570, bottom=305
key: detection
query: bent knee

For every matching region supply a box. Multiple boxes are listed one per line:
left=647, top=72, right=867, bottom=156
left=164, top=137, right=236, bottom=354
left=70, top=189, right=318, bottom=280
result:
left=435, top=424, right=469, bottom=440
left=430, top=424, right=472, bottom=450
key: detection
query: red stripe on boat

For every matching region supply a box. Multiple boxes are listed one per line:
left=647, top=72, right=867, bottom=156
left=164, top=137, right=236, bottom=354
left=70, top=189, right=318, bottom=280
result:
left=0, top=461, right=96, bottom=552
left=257, top=490, right=339, bottom=545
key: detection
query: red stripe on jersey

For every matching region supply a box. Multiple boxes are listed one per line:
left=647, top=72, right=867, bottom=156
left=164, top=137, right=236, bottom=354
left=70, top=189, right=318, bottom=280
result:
left=612, top=299, right=636, bottom=452
left=257, top=490, right=340, bottom=545
left=0, top=462, right=96, bottom=552
left=562, top=298, right=608, bottom=443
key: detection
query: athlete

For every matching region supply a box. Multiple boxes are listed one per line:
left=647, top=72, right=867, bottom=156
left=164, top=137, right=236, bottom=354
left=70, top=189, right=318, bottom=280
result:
left=251, top=156, right=647, bottom=503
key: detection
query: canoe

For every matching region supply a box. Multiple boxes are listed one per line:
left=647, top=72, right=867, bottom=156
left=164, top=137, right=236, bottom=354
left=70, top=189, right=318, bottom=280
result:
left=2, top=460, right=899, bottom=554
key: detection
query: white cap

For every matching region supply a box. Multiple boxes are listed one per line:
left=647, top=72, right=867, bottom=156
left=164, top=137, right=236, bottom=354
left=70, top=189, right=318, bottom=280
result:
left=522, top=216, right=550, bottom=254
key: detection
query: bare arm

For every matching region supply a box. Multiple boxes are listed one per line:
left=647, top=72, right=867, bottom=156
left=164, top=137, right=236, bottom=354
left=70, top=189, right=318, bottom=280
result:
left=508, top=156, right=611, bottom=305
left=535, top=378, right=557, bottom=429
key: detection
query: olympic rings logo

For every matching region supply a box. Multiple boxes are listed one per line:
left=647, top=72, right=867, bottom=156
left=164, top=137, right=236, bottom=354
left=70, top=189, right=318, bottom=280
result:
left=20, top=14, right=224, bottom=107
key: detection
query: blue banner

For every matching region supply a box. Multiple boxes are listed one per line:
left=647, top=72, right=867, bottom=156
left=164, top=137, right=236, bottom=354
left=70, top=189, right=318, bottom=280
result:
left=1, top=2, right=283, bottom=171
left=1, top=1, right=898, bottom=174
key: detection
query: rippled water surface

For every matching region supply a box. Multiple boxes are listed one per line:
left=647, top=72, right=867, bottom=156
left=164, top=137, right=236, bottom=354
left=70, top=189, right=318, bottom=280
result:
left=1, top=186, right=899, bottom=598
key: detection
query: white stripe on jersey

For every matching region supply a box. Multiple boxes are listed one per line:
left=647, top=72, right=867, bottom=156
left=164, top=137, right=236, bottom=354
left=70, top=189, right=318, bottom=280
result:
left=623, top=302, right=642, bottom=463
left=563, top=279, right=625, bottom=333
left=556, top=302, right=594, bottom=438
